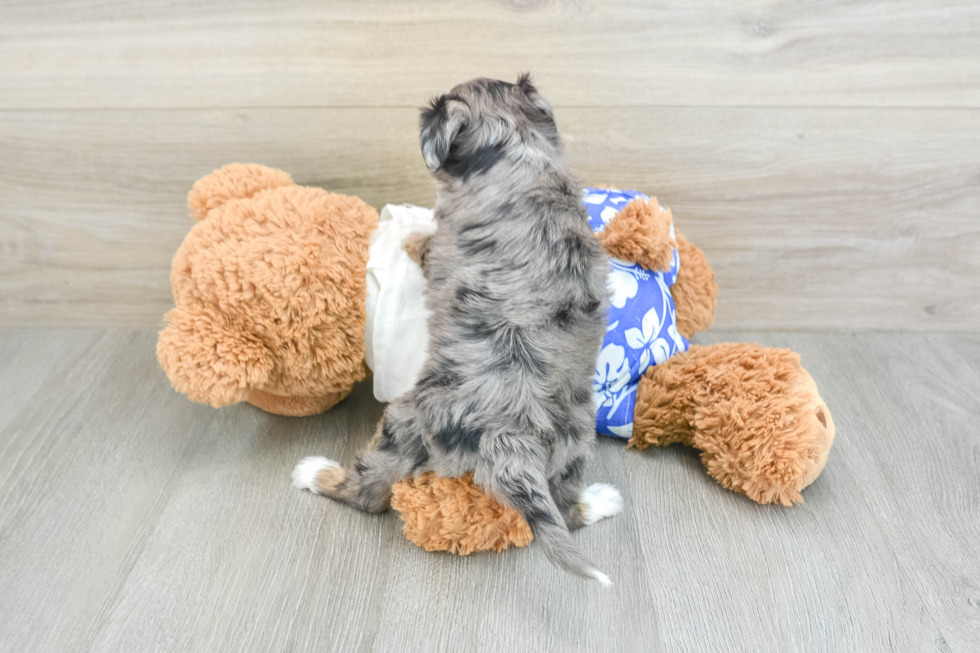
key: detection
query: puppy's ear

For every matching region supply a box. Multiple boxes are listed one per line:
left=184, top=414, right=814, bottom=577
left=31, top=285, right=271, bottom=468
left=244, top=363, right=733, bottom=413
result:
left=420, top=95, right=470, bottom=172
left=517, top=72, right=555, bottom=122
left=517, top=72, right=536, bottom=93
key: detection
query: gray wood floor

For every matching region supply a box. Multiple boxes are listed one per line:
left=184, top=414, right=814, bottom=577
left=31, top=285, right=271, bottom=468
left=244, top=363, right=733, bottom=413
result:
left=0, top=329, right=977, bottom=652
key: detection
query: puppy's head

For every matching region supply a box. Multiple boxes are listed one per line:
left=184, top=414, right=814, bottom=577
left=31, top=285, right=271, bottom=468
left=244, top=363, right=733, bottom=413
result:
left=419, top=74, right=559, bottom=178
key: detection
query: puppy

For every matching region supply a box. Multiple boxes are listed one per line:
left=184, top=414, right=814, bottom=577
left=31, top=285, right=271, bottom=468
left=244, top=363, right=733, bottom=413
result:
left=294, top=75, right=621, bottom=584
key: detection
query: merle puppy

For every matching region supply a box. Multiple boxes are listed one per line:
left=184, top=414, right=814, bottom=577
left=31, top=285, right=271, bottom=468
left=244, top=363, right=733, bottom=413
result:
left=293, top=75, right=622, bottom=584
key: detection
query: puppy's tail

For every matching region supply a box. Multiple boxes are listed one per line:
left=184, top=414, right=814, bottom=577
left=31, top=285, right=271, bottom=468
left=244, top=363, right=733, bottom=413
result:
left=491, top=467, right=611, bottom=586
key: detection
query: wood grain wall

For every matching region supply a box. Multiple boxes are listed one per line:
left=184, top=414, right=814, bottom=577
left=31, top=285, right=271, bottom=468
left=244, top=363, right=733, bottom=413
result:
left=1, top=0, right=978, bottom=329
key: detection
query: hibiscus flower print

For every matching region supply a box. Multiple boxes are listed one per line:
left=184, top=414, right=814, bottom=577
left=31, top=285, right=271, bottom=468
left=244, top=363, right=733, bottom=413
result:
left=592, top=343, right=631, bottom=418
left=607, top=268, right=637, bottom=310
left=624, top=305, right=672, bottom=371
left=607, top=421, right=634, bottom=438
left=606, top=259, right=647, bottom=309
left=600, top=206, right=619, bottom=225
left=667, top=322, right=688, bottom=353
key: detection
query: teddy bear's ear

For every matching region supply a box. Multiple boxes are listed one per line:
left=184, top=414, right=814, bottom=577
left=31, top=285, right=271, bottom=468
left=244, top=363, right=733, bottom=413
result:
left=157, top=306, right=275, bottom=407
left=187, top=163, right=293, bottom=220
left=672, top=232, right=718, bottom=339
left=596, top=198, right=675, bottom=271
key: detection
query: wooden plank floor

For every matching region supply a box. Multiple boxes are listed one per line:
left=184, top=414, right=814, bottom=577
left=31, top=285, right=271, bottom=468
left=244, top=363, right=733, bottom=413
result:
left=2, top=106, right=978, bottom=330
left=0, top=329, right=977, bottom=652
left=2, top=0, right=979, bottom=330
left=3, top=0, right=978, bottom=109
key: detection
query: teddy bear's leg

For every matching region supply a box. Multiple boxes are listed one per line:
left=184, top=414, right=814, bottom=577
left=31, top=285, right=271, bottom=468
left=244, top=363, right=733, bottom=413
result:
left=391, top=472, right=535, bottom=554
left=292, top=394, right=430, bottom=513
left=631, top=343, right=835, bottom=506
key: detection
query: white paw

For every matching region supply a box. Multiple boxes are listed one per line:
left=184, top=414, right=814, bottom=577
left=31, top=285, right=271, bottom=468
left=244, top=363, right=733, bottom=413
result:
left=292, top=456, right=339, bottom=494
left=581, top=483, right=623, bottom=525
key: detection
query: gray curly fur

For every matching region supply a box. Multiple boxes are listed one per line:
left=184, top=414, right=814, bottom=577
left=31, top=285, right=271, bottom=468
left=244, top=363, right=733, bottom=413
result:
left=307, top=75, right=613, bottom=583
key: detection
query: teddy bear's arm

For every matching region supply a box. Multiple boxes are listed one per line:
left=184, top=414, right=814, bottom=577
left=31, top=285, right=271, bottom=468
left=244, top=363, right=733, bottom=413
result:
left=594, top=197, right=717, bottom=339
left=596, top=198, right=675, bottom=272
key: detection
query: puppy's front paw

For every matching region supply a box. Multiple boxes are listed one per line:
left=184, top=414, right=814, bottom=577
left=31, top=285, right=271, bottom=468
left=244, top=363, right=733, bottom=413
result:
left=292, top=456, right=341, bottom=495
left=580, top=483, right=623, bottom=525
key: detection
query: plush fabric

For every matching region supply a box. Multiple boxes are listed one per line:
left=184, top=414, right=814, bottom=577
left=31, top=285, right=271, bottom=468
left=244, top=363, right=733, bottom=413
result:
left=631, top=343, right=835, bottom=506
left=596, top=197, right=675, bottom=272
left=671, top=232, right=718, bottom=339
left=187, top=163, right=293, bottom=221
left=158, top=164, right=378, bottom=412
left=391, top=472, right=533, bottom=554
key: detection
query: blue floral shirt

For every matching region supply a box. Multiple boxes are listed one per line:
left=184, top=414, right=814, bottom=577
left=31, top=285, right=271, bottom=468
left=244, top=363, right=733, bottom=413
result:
left=582, top=188, right=689, bottom=439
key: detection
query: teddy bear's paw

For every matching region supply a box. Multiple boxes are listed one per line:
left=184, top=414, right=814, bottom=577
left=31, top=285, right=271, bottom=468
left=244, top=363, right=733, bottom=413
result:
left=580, top=483, right=624, bottom=525
left=292, top=456, right=341, bottom=495
left=402, top=231, right=432, bottom=268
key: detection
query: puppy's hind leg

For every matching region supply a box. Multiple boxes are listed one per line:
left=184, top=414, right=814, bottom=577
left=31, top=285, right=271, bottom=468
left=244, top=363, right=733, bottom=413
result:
left=549, top=411, right=624, bottom=530
left=551, top=454, right=624, bottom=529
left=292, top=396, right=428, bottom=513
left=550, top=454, right=588, bottom=530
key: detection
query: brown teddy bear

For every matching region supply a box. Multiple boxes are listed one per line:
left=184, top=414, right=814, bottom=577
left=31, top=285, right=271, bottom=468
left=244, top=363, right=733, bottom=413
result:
left=158, top=164, right=835, bottom=556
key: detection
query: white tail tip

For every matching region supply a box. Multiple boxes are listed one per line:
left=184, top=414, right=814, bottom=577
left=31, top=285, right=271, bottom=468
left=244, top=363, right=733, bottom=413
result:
left=589, top=569, right=612, bottom=587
